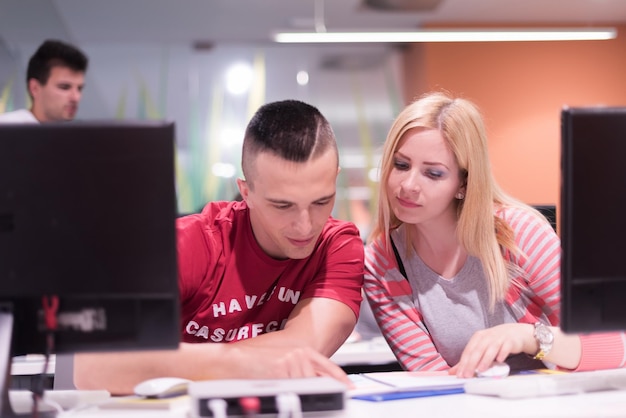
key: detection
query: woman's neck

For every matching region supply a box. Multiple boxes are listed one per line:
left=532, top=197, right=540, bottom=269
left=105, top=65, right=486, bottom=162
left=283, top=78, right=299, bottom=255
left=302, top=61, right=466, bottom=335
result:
left=410, top=218, right=467, bottom=280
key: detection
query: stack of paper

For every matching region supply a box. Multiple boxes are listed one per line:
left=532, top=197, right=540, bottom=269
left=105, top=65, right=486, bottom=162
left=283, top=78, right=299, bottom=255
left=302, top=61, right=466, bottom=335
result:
left=349, top=371, right=470, bottom=401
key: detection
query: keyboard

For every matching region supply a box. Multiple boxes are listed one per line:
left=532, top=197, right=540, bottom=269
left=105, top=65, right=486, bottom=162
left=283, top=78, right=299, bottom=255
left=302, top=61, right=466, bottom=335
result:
left=464, top=368, right=626, bottom=399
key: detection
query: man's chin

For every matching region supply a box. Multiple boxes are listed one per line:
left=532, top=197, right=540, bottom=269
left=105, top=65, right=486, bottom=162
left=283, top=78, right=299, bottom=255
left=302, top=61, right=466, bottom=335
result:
left=285, top=246, right=315, bottom=260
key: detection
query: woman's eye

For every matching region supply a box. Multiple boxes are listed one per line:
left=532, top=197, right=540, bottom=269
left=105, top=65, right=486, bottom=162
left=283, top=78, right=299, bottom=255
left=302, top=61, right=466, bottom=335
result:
left=393, top=160, right=409, bottom=170
left=426, top=170, right=444, bottom=179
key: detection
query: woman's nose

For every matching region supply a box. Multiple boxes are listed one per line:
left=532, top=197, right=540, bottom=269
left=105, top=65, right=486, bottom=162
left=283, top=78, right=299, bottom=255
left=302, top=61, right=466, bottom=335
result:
left=401, top=172, right=421, bottom=194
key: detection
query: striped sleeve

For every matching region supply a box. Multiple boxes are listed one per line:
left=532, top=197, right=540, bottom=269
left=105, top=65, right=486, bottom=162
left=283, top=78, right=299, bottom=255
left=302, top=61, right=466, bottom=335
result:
left=502, top=207, right=561, bottom=325
left=364, top=239, right=449, bottom=371
left=575, top=333, right=626, bottom=371
left=504, top=208, right=626, bottom=371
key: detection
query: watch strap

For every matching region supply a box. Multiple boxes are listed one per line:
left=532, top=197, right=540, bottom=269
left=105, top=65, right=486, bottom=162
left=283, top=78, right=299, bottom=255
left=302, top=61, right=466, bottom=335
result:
left=532, top=322, right=554, bottom=360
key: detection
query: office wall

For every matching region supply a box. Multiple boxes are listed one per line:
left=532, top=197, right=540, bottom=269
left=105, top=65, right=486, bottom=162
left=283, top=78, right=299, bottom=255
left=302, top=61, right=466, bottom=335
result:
left=0, top=41, right=400, bottom=229
left=402, top=24, right=626, bottom=209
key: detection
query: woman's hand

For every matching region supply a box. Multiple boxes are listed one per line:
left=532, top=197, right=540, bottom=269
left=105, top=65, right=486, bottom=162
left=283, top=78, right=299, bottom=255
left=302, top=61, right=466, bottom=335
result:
left=449, top=323, right=536, bottom=378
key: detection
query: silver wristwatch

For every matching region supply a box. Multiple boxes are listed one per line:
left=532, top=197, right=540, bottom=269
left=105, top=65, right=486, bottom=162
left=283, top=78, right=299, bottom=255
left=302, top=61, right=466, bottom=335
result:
left=533, top=322, right=554, bottom=360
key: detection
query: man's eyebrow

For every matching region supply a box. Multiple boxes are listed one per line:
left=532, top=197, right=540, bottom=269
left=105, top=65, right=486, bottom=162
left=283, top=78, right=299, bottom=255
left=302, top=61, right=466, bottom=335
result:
left=313, top=193, right=336, bottom=202
left=266, top=198, right=292, bottom=205
left=266, top=193, right=335, bottom=205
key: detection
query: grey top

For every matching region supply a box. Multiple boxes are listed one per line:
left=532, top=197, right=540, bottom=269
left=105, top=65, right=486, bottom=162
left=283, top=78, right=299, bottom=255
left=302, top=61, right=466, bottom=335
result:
left=394, top=227, right=543, bottom=371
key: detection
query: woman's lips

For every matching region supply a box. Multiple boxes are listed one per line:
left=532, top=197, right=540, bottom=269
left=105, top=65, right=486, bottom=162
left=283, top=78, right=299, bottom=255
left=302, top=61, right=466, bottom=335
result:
left=397, top=197, right=420, bottom=208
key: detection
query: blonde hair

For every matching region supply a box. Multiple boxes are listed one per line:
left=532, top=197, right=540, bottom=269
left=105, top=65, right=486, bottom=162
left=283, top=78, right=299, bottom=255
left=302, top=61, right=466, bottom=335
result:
left=371, top=91, right=535, bottom=308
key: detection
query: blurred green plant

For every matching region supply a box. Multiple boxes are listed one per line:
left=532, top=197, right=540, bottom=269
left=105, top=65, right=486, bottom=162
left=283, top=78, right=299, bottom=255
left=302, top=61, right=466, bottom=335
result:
left=117, top=49, right=268, bottom=214
left=0, top=77, right=15, bottom=114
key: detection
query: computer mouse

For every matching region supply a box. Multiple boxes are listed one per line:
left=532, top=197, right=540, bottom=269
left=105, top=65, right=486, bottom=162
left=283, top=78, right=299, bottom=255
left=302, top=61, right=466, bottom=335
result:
left=133, top=377, right=192, bottom=398
left=475, top=361, right=510, bottom=378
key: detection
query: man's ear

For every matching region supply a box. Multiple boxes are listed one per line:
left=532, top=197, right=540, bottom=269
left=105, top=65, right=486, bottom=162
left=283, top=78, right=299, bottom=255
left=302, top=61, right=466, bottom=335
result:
left=28, top=79, right=41, bottom=100
left=236, top=178, right=252, bottom=207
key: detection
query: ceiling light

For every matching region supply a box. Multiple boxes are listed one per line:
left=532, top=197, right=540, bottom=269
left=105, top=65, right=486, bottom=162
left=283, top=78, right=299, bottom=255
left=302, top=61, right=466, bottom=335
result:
left=225, top=62, right=253, bottom=95
left=273, top=28, right=617, bottom=43
left=211, top=163, right=237, bottom=178
left=296, top=70, right=309, bottom=86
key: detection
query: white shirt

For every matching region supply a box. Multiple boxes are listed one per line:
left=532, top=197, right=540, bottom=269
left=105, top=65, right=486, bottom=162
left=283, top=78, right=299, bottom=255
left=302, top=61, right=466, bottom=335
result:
left=0, top=109, right=39, bottom=124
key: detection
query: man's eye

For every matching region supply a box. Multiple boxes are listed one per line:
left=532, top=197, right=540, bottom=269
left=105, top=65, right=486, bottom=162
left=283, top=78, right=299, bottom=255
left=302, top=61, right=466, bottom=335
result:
left=315, top=200, right=331, bottom=206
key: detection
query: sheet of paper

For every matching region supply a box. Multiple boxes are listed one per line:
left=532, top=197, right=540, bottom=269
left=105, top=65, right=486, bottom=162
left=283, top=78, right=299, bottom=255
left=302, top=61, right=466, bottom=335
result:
left=349, top=371, right=470, bottom=397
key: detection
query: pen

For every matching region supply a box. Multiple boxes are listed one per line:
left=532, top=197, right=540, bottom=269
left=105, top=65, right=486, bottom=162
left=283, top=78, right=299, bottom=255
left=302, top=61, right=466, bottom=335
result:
left=351, top=387, right=464, bottom=402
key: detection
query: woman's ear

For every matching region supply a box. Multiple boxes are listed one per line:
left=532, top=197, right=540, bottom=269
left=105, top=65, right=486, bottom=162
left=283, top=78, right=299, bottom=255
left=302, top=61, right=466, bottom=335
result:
left=456, top=173, right=468, bottom=200
left=455, top=183, right=467, bottom=200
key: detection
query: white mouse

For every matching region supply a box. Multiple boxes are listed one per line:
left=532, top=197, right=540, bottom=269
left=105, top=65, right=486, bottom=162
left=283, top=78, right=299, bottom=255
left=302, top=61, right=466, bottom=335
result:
left=133, top=377, right=192, bottom=398
left=475, top=361, right=510, bottom=378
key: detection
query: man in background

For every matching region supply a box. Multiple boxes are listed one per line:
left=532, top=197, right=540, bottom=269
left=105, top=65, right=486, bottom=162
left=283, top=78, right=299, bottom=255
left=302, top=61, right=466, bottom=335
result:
left=0, top=39, right=88, bottom=123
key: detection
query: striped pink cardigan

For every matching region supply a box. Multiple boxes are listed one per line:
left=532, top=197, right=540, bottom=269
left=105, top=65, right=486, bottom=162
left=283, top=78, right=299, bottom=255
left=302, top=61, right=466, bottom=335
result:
left=364, top=206, right=626, bottom=371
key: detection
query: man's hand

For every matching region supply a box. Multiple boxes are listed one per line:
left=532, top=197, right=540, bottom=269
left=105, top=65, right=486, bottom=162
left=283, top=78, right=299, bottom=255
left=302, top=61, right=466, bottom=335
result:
left=231, top=344, right=352, bottom=386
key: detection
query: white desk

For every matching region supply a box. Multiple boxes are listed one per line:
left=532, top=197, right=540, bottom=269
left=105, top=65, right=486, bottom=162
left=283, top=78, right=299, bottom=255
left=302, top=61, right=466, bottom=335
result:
left=47, top=389, right=626, bottom=417
left=10, top=355, right=56, bottom=391
left=346, top=389, right=626, bottom=417
left=330, top=338, right=397, bottom=367
left=11, top=355, right=56, bottom=376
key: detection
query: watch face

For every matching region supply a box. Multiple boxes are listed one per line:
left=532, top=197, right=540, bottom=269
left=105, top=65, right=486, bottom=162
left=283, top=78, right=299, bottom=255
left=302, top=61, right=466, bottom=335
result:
left=536, top=325, right=554, bottom=344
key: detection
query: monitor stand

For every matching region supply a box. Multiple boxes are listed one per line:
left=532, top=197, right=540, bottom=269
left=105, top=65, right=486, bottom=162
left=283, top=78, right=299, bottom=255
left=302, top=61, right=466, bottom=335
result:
left=0, top=309, right=55, bottom=418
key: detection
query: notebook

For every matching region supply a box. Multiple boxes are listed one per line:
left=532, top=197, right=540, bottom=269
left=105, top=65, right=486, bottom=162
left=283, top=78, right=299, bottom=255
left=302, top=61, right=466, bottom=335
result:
left=349, top=371, right=469, bottom=400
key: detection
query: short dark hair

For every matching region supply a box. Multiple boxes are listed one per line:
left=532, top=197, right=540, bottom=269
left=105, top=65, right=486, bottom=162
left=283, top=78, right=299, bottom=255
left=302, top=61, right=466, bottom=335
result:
left=26, top=39, right=89, bottom=86
left=241, top=100, right=337, bottom=183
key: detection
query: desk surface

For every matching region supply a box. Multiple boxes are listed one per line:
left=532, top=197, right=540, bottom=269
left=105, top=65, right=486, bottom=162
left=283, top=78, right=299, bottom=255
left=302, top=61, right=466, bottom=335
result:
left=346, top=389, right=626, bottom=418
left=46, top=388, right=626, bottom=418
left=330, top=338, right=396, bottom=366
left=11, top=355, right=56, bottom=376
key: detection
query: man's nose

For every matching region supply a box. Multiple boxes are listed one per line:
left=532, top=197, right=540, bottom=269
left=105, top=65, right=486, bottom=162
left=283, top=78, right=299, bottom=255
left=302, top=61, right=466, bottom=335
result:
left=293, top=210, right=313, bottom=235
left=70, top=88, right=82, bottom=102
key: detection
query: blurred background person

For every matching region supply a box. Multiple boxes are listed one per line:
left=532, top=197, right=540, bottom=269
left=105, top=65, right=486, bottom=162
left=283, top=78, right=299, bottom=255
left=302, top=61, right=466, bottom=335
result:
left=0, top=39, right=88, bottom=123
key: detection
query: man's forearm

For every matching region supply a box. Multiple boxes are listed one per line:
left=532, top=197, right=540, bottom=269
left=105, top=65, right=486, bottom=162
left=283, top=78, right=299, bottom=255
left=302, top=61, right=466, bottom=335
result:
left=74, top=342, right=234, bottom=394
left=74, top=330, right=352, bottom=395
left=74, top=298, right=358, bottom=394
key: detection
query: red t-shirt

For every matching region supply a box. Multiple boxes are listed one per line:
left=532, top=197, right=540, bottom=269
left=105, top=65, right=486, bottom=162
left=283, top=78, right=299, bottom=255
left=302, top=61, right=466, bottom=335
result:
left=176, top=201, right=364, bottom=343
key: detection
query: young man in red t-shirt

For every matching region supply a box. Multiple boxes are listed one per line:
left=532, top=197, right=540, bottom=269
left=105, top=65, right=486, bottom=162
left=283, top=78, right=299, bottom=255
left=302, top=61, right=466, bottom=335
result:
left=74, top=100, right=364, bottom=394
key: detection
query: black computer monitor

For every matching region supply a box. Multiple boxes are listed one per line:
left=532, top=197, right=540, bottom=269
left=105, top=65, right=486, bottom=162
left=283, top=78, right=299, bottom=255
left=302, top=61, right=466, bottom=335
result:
left=560, top=106, right=626, bottom=333
left=0, top=122, right=180, bottom=416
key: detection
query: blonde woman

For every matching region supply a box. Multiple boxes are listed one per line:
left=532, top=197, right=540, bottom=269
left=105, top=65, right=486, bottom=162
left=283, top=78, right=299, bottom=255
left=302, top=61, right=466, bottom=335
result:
left=365, top=91, right=625, bottom=378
